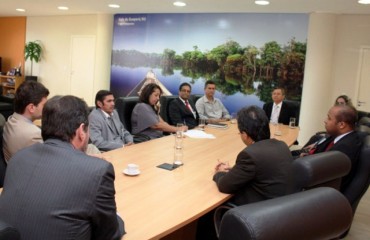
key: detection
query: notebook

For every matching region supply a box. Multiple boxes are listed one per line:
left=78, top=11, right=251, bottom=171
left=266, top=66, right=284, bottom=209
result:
left=207, top=122, right=229, bottom=129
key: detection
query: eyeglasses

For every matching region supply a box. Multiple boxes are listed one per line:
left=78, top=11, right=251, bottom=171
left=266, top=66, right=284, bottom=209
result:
left=180, top=89, right=191, bottom=93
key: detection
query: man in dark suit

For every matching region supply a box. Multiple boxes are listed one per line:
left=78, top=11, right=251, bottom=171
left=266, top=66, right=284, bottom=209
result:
left=263, top=87, right=295, bottom=125
left=169, top=82, right=199, bottom=129
left=302, top=104, right=362, bottom=191
left=213, top=106, right=294, bottom=205
left=197, top=106, right=294, bottom=239
left=0, top=95, right=125, bottom=240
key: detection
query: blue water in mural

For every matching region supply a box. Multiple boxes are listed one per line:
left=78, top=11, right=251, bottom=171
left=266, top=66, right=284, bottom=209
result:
left=110, top=66, right=264, bottom=114
left=110, top=13, right=308, bottom=114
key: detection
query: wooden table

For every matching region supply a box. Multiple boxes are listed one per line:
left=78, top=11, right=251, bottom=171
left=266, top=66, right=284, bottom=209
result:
left=102, top=123, right=299, bottom=240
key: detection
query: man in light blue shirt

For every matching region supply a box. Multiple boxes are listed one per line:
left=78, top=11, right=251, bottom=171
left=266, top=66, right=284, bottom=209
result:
left=195, top=80, right=230, bottom=123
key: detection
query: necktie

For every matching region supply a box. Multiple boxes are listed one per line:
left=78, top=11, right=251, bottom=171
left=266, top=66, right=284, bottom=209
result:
left=271, top=105, right=279, bottom=123
left=108, top=116, right=118, bottom=134
left=185, top=100, right=191, bottom=112
left=309, top=145, right=317, bottom=155
left=309, top=138, right=334, bottom=155
left=325, top=141, right=335, bottom=151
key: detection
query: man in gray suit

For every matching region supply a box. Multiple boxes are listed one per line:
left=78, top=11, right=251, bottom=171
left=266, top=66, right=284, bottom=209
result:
left=89, top=90, right=133, bottom=151
left=0, top=95, right=125, bottom=240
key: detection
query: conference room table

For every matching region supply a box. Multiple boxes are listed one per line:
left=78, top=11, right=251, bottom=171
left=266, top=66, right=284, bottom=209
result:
left=102, top=123, right=299, bottom=240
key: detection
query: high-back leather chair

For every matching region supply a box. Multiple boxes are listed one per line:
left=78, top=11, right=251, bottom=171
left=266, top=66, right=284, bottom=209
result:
left=0, top=113, right=7, bottom=188
left=159, top=95, right=177, bottom=124
left=219, top=187, right=352, bottom=240
left=0, top=96, right=14, bottom=121
left=0, top=219, right=20, bottom=240
left=358, top=116, right=370, bottom=127
left=115, top=96, right=140, bottom=132
left=292, top=151, right=351, bottom=192
left=190, top=94, right=203, bottom=105
left=285, top=100, right=301, bottom=125
left=115, top=96, right=151, bottom=143
left=341, top=135, right=370, bottom=236
left=357, top=124, right=370, bottom=135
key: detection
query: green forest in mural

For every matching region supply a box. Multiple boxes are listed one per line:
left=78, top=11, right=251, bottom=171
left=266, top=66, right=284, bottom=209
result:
left=112, top=38, right=306, bottom=102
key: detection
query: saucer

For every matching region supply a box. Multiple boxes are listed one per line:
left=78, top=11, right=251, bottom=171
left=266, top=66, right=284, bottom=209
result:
left=123, top=169, right=140, bottom=176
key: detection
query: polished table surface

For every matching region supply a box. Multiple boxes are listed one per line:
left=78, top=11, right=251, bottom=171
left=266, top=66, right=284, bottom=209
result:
left=102, top=123, right=299, bottom=240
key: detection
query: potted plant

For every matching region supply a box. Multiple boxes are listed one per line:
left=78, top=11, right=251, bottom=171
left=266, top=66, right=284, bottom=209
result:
left=24, top=40, right=42, bottom=81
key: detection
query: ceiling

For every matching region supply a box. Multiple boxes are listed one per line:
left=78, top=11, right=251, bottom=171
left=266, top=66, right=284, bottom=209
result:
left=0, top=0, right=370, bottom=17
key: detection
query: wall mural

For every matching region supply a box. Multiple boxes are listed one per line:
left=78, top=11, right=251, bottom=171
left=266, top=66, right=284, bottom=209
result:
left=110, top=13, right=308, bottom=114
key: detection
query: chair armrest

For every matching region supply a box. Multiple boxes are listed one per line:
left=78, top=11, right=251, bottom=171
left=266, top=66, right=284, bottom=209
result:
left=0, top=96, right=14, bottom=104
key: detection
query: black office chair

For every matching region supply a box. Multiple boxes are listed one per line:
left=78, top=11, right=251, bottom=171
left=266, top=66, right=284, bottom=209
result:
left=285, top=100, right=301, bottom=126
left=190, top=94, right=203, bottom=105
left=358, top=116, right=370, bottom=127
left=0, top=96, right=14, bottom=121
left=292, top=151, right=351, bottom=192
left=115, top=96, right=151, bottom=143
left=0, top=219, right=20, bottom=240
left=159, top=95, right=178, bottom=124
left=218, top=187, right=352, bottom=240
left=341, top=135, right=370, bottom=237
left=0, top=113, right=7, bottom=188
left=115, top=96, right=140, bottom=132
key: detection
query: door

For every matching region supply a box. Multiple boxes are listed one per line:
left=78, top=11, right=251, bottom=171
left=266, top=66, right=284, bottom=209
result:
left=70, top=36, right=96, bottom=106
left=356, top=47, right=370, bottom=112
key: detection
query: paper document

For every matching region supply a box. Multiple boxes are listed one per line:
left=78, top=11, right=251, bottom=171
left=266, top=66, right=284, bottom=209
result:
left=184, top=130, right=215, bottom=139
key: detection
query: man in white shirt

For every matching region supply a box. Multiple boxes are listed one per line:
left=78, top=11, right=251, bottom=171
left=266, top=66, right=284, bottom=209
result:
left=263, top=87, right=294, bottom=125
left=195, top=80, right=230, bottom=123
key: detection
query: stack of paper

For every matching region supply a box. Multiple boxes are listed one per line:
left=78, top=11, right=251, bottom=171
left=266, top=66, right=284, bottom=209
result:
left=184, top=130, right=215, bottom=139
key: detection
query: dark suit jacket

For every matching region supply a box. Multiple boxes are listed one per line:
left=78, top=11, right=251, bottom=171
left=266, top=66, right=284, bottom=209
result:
left=213, top=139, right=294, bottom=206
left=263, top=101, right=294, bottom=125
left=314, top=131, right=362, bottom=191
left=168, top=98, right=199, bottom=129
left=0, top=139, right=124, bottom=240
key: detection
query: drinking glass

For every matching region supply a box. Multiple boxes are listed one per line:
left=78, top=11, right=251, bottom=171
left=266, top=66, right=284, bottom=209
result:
left=199, top=118, right=206, bottom=130
left=177, top=123, right=185, bottom=133
left=274, top=123, right=282, bottom=136
left=173, top=146, right=184, bottom=166
left=289, top=117, right=296, bottom=128
left=174, top=131, right=183, bottom=149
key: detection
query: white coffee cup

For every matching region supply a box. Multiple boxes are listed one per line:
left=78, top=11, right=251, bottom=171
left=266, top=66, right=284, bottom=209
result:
left=230, top=112, right=237, bottom=124
left=127, top=163, right=139, bottom=174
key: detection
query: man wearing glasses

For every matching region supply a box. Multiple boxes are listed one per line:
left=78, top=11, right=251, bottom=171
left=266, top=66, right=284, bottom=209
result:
left=169, top=82, right=199, bottom=129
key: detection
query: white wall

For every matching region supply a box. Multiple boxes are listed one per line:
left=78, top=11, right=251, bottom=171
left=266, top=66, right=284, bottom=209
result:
left=332, top=14, right=370, bottom=104
left=298, top=13, right=337, bottom=144
left=25, top=14, right=113, bottom=106
left=299, top=13, right=370, bottom=144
